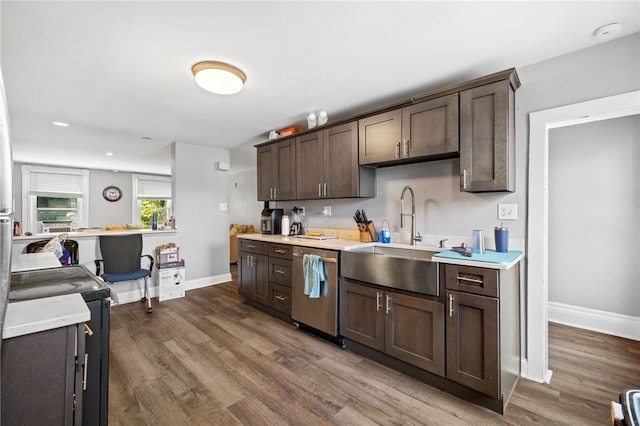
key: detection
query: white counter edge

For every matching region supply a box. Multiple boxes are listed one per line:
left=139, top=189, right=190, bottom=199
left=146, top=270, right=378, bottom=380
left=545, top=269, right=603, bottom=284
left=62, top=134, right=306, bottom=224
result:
left=432, top=252, right=524, bottom=270
left=3, top=293, right=90, bottom=339
left=14, top=228, right=177, bottom=241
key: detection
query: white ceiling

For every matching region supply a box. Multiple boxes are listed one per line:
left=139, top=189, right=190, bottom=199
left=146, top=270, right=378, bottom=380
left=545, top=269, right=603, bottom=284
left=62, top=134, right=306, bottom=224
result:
left=2, top=1, right=638, bottom=175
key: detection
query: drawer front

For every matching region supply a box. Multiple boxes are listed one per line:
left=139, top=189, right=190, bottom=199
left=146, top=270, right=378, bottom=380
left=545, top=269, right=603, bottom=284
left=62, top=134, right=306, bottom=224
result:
left=239, top=239, right=268, bottom=255
left=269, top=244, right=293, bottom=259
left=444, top=264, right=498, bottom=297
left=269, top=257, right=292, bottom=286
left=269, top=282, right=291, bottom=314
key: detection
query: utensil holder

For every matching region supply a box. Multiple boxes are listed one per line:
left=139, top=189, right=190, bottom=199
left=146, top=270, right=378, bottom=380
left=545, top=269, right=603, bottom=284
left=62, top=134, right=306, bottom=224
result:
left=359, top=222, right=378, bottom=243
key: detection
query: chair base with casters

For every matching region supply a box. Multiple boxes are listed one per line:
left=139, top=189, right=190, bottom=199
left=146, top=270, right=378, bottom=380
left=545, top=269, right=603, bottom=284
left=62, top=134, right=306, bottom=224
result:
left=95, top=234, right=155, bottom=314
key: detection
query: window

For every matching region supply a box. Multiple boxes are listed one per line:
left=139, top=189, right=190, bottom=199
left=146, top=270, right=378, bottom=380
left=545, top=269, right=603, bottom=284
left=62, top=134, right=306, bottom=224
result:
left=132, top=174, right=172, bottom=228
left=22, top=165, right=89, bottom=233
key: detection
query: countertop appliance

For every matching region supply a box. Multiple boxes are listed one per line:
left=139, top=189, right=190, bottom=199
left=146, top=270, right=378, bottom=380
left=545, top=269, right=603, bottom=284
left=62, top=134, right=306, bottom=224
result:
left=291, top=246, right=340, bottom=339
left=0, top=67, right=15, bottom=417
left=261, top=203, right=283, bottom=235
left=290, top=207, right=304, bottom=236
left=9, top=265, right=111, bottom=426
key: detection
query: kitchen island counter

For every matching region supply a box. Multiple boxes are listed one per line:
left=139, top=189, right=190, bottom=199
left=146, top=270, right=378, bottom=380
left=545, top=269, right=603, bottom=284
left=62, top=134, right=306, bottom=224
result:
left=3, top=293, right=90, bottom=339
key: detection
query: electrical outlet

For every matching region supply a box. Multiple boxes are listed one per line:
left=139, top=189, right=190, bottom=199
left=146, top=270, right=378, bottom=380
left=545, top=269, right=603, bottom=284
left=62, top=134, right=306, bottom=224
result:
left=219, top=202, right=228, bottom=211
left=322, top=206, right=332, bottom=216
left=498, top=203, right=518, bottom=220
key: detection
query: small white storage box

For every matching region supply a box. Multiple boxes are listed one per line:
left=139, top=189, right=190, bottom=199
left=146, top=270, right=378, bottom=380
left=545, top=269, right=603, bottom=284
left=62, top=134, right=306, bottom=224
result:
left=157, top=265, right=186, bottom=301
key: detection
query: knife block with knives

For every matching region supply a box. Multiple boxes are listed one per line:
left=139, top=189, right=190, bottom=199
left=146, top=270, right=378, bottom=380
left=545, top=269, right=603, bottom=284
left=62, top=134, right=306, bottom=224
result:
left=354, top=209, right=379, bottom=243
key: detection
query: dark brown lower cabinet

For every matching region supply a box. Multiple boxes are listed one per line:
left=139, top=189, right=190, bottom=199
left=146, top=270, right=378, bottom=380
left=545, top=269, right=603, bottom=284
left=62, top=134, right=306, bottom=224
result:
left=340, top=279, right=444, bottom=375
left=1, top=323, right=85, bottom=426
left=446, top=289, right=499, bottom=396
left=238, top=251, right=268, bottom=305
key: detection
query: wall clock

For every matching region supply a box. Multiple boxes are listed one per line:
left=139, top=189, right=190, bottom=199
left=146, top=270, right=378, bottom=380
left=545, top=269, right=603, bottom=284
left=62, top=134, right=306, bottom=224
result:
left=103, top=185, right=122, bottom=202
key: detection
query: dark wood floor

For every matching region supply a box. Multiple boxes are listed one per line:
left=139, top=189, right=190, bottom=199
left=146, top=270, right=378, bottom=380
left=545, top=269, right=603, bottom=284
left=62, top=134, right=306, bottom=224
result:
left=108, top=269, right=640, bottom=425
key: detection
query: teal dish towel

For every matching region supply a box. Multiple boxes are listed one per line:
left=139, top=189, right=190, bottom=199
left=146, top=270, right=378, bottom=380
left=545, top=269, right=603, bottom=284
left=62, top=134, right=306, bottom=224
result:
left=303, top=254, right=326, bottom=298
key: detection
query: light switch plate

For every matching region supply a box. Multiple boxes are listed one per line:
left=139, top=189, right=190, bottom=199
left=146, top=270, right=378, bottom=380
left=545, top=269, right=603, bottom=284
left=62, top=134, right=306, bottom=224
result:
left=219, top=202, right=228, bottom=211
left=498, top=203, right=517, bottom=220
left=322, top=206, right=332, bottom=216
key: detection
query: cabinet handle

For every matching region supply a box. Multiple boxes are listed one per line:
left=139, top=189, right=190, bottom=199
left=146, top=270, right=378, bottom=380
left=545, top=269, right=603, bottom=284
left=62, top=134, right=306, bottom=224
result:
left=274, top=269, right=285, bottom=275
left=274, top=187, right=278, bottom=199
left=386, top=295, right=391, bottom=314
left=318, top=183, right=322, bottom=198
left=404, top=139, right=410, bottom=156
left=396, top=142, right=401, bottom=158
left=461, top=169, right=467, bottom=190
left=249, top=254, right=254, bottom=267
left=449, top=293, right=454, bottom=317
left=274, top=295, right=287, bottom=301
left=376, top=292, right=381, bottom=311
left=270, top=187, right=274, bottom=199
left=83, top=353, right=89, bottom=391
left=457, top=276, right=483, bottom=284
left=84, top=324, right=94, bottom=336
left=274, top=249, right=286, bottom=254
left=323, top=182, right=327, bottom=198
left=247, top=244, right=256, bottom=249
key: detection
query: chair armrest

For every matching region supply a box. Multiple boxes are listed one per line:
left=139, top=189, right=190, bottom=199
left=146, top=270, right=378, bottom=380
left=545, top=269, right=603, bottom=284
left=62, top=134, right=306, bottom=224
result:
left=142, top=254, right=154, bottom=273
left=95, top=259, right=103, bottom=276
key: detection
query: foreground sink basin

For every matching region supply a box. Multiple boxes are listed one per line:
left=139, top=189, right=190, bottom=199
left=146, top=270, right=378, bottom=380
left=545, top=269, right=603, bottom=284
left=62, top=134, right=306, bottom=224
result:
left=341, top=244, right=440, bottom=296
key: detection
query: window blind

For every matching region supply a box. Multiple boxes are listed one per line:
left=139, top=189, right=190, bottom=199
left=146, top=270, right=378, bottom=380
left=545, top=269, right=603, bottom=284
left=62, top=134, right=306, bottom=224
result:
left=136, top=176, right=171, bottom=199
left=27, top=169, right=86, bottom=196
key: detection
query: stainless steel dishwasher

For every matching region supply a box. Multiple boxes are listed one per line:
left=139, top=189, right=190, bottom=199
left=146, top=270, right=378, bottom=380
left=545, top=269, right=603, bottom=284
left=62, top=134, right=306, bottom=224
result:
left=291, top=246, right=339, bottom=338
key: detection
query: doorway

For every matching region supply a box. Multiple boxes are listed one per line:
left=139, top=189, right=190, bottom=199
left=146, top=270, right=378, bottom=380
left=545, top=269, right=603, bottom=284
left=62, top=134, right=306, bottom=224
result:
left=526, top=90, right=640, bottom=383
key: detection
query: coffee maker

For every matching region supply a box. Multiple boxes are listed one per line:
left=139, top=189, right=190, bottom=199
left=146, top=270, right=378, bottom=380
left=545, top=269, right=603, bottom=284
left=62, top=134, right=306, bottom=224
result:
left=289, top=206, right=304, bottom=235
left=261, top=203, right=283, bottom=235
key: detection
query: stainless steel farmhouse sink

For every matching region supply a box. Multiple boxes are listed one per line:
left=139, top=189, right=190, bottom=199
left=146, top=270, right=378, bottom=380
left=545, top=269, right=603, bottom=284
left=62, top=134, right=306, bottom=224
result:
left=341, top=244, right=441, bottom=296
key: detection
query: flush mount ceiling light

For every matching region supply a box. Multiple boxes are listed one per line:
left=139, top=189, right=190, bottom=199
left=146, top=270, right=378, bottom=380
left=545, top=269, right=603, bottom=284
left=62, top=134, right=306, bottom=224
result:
left=191, top=61, right=246, bottom=95
left=594, top=22, right=622, bottom=39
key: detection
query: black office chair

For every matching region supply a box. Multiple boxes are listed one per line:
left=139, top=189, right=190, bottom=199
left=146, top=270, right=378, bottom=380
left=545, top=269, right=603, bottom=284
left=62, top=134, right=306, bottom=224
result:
left=26, top=239, right=79, bottom=265
left=95, top=234, right=155, bottom=313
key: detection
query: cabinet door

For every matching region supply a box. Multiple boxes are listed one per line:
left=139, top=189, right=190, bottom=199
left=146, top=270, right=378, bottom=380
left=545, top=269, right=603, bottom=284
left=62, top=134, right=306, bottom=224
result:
left=446, top=290, right=499, bottom=397
left=257, top=144, right=276, bottom=201
left=238, top=251, right=254, bottom=298
left=402, top=94, right=459, bottom=159
left=274, top=139, right=296, bottom=200
left=295, top=131, right=324, bottom=199
left=460, top=79, right=515, bottom=192
left=324, top=122, right=359, bottom=198
left=252, top=253, right=269, bottom=305
left=339, top=280, right=385, bottom=351
left=385, top=292, right=445, bottom=375
left=359, top=110, right=402, bottom=165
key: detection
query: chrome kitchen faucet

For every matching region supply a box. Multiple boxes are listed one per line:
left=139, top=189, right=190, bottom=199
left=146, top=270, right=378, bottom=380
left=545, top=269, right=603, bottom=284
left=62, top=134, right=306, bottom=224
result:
left=400, top=185, right=422, bottom=246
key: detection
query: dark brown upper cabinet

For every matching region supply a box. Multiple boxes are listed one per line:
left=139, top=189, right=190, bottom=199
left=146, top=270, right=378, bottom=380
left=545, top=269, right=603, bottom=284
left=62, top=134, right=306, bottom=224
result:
left=460, top=79, right=516, bottom=192
left=296, top=122, right=374, bottom=199
left=257, top=139, right=296, bottom=201
left=359, top=94, right=459, bottom=166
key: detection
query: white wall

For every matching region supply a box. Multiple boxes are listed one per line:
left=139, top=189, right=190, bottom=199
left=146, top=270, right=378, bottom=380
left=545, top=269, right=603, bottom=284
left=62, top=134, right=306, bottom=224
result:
left=172, top=142, right=231, bottom=287
left=549, top=115, right=640, bottom=317
left=88, top=169, right=133, bottom=228
left=228, top=169, right=261, bottom=227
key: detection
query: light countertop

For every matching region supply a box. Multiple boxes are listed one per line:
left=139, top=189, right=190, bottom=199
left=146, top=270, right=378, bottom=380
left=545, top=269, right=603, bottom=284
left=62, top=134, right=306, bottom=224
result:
left=11, top=252, right=62, bottom=272
left=239, top=234, right=523, bottom=270
left=3, top=293, right=90, bottom=339
left=238, top=233, right=361, bottom=251
left=13, top=228, right=177, bottom=241
left=433, top=250, right=523, bottom=270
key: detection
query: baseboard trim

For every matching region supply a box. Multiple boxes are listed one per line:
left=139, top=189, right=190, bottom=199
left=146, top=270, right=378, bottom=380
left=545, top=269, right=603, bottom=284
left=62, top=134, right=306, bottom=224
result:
left=110, top=272, right=233, bottom=305
left=520, top=358, right=553, bottom=384
left=548, top=301, right=640, bottom=341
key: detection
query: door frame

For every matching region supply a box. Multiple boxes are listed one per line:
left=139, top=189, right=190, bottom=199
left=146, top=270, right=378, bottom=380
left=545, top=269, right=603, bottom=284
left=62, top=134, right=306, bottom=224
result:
left=525, top=90, right=640, bottom=383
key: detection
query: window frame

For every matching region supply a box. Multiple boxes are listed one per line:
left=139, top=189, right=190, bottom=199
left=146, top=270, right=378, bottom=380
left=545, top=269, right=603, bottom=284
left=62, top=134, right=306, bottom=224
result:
left=21, top=165, right=90, bottom=233
left=131, top=174, right=172, bottom=227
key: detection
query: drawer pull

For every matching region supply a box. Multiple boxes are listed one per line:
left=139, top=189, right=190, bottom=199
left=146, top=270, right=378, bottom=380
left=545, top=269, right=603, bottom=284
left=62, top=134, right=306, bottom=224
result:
left=449, top=293, right=454, bottom=317
left=246, top=244, right=256, bottom=249
left=274, top=249, right=286, bottom=254
left=457, top=276, right=483, bottom=284
left=274, top=295, right=287, bottom=301
left=274, top=269, right=285, bottom=275
left=376, top=292, right=381, bottom=312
